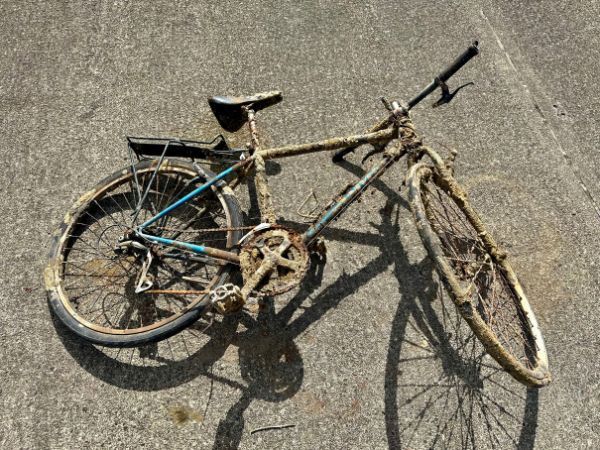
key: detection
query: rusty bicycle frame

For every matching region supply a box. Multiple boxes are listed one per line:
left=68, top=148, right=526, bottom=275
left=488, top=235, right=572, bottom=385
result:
left=46, top=40, right=553, bottom=386
left=132, top=118, right=398, bottom=272
left=131, top=42, right=481, bottom=304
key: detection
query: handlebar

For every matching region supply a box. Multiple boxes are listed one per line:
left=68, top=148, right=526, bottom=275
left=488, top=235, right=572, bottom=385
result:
left=332, top=41, right=480, bottom=162
left=438, top=40, right=480, bottom=83
left=407, top=40, right=479, bottom=109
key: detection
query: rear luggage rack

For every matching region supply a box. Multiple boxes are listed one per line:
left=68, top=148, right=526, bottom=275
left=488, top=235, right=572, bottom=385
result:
left=126, top=135, right=245, bottom=163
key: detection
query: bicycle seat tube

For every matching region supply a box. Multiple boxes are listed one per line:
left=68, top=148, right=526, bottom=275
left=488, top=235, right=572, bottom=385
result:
left=244, top=106, right=277, bottom=224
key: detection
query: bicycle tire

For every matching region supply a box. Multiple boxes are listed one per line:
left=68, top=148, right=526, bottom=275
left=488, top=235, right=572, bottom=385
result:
left=407, top=163, right=551, bottom=387
left=45, top=159, right=243, bottom=347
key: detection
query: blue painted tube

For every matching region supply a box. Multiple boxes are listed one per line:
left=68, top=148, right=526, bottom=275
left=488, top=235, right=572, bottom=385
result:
left=137, top=231, right=240, bottom=263
left=303, top=158, right=391, bottom=242
left=139, top=165, right=235, bottom=229
left=138, top=232, right=206, bottom=253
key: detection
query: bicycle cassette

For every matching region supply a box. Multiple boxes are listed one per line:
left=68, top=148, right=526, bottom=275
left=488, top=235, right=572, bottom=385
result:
left=239, top=227, right=310, bottom=296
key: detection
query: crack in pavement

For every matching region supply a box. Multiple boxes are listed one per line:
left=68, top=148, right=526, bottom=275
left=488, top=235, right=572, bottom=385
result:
left=480, top=8, right=600, bottom=223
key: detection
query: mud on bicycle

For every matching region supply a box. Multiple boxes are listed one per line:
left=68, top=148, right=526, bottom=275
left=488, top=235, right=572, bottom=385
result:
left=44, top=41, right=551, bottom=387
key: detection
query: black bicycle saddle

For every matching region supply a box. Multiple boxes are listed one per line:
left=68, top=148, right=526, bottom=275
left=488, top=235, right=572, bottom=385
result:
left=208, top=90, right=282, bottom=132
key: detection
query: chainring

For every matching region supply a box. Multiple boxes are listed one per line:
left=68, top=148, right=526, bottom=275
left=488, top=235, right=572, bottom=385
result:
left=240, top=227, right=310, bottom=296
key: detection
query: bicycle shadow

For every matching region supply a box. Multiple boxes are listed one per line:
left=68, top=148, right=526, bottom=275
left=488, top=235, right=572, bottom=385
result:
left=51, top=157, right=540, bottom=449
left=382, top=244, right=540, bottom=450
left=51, top=249, right=325, bottom=448
left=338, top=159, right=540, bottom=450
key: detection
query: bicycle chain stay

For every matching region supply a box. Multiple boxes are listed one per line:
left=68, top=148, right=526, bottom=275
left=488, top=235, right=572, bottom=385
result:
left=154, top=224, right=257, bottom=234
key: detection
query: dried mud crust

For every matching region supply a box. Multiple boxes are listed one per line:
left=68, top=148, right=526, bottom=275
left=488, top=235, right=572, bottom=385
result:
left=407, top=160, right=551, bottom=387
left=239, top=227, right=310, bottom=296
left=44, top=159, right=243, bottom=347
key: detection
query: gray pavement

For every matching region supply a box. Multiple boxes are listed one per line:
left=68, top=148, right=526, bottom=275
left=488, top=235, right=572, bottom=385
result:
left=1, top=1, right=599, bottom=448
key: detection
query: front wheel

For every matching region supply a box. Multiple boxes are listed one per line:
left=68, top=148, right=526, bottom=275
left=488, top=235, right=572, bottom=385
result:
left=407, top=163, right=551, bottom=387
left=45, top=159, right=243, bottom=347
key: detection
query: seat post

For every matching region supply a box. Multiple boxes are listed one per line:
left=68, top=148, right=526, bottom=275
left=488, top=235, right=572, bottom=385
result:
left=244, top=107, right=277, bottom=224
left=246, top=107, right=260, bottom=152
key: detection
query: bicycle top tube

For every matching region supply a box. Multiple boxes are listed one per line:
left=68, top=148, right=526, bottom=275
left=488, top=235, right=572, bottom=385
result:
left=257, top=127, right=396, bottom=160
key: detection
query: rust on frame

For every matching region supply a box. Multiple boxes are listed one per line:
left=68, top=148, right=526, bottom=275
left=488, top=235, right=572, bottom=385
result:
left=257, top=128, right=397, bottom=160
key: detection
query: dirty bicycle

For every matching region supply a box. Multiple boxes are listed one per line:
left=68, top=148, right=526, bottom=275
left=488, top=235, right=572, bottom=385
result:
left=45, top=42, right=551, bottom=387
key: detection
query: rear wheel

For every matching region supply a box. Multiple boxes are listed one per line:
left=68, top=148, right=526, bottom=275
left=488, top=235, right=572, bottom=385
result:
left=45, top=159, right=243, bottom=347
left=408, top=163, right=550, bottom=387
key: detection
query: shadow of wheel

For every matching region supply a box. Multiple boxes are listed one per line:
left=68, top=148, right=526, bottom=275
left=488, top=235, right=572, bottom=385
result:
left=384, top=267, right=540, bottom=450
left=50, top=307, right=240, bottom=391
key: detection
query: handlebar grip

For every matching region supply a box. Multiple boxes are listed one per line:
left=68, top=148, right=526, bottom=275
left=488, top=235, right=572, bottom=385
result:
left=407, top=41, right=480, bottom=110
left=437, top=41, right=479, bottom=83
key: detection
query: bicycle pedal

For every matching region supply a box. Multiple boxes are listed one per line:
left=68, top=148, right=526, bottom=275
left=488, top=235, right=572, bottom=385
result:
left=210, top=283, right=245, bottom=314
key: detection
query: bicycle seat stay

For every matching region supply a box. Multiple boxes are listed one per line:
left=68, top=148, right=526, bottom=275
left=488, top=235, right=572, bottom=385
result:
left=208, top=90, right=282, bottom=132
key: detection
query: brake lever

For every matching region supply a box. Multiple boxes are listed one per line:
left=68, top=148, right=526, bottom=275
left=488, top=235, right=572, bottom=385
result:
left=432, top=78, right=475, bottom=108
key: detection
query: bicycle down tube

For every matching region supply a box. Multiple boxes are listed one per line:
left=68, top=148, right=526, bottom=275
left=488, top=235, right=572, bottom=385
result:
left=303, top=150, right=402, bottom=243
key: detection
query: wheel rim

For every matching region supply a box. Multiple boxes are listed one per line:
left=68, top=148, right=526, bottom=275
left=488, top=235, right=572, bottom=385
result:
left=53, top=161, right=235, bottom=335
left=410, top=165, right=549, bottom=385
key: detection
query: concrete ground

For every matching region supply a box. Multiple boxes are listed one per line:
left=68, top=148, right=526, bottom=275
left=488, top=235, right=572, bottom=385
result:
left=1, top=1, right=598, bottom=448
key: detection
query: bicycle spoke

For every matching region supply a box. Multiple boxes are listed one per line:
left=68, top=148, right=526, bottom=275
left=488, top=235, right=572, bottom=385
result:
left=55, top=164, right=235, bottom=335
left=419, top=176, right=541, bottom=380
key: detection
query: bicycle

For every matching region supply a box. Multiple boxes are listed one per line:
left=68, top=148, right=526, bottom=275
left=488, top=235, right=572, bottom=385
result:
left=44, top=41, right=551, bottom=387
